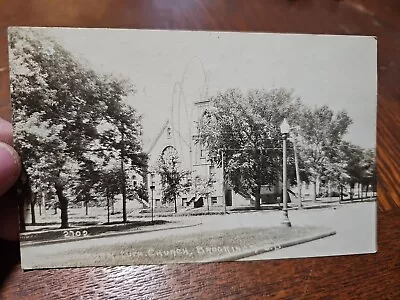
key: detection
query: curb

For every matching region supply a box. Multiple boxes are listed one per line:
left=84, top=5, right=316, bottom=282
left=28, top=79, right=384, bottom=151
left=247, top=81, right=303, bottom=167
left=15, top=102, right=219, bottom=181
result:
left=292, top=205, right=338, bottom=210
left=135, top=211, right=227, bottom=218
left=21, top=222, right=202, bottom=248
left=228, top=205, right=336, bottom=214
left=201, top=230, right=336, bottom=263
left=339, top=198, right=377, bottom=204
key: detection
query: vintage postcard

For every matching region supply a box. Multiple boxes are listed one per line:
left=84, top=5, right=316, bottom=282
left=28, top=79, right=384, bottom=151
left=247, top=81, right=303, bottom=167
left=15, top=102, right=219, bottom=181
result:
left=8, top=27, right=377, bottom=269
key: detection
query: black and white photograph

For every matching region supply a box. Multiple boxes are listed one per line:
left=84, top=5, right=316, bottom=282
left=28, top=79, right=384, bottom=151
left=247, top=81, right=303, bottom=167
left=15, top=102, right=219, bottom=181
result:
left=8, top=27, right=377, bottom=269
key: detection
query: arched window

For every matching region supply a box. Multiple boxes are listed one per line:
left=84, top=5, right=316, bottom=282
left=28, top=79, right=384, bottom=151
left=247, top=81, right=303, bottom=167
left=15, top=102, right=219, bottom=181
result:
left=161, top=146, right=179, bottom=169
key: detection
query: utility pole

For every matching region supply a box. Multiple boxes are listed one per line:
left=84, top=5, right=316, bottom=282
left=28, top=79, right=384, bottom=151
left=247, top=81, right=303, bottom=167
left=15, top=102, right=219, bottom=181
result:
left=150, top=173, right=155, bottom=223
left=292, top=129, right=302, bottom=209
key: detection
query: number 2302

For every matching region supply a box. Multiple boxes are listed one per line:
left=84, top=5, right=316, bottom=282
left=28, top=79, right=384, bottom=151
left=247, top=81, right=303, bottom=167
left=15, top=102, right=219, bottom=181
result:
left=63, top=230, right=88, bottom=238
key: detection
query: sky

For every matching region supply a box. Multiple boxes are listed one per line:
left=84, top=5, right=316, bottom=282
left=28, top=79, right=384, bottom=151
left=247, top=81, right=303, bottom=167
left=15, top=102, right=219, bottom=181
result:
left=24, top=27, right=377, bottom=150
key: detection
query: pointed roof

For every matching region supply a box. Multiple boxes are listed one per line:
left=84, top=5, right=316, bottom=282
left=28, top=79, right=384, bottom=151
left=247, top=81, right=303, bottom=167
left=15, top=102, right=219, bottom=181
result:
left=145, top=120, right=170, bottom=154
left=146, top=118, right=193, bottom=156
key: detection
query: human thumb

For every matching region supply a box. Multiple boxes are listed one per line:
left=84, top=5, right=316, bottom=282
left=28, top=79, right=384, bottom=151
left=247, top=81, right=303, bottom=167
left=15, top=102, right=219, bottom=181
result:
left=0, top=142, right=21, bottom=196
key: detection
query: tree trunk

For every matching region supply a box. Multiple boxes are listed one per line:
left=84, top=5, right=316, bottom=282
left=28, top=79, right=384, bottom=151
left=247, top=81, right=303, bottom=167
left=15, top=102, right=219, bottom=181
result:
left=55, top=182, right=69, bottom=229
left=328, top=181, right=331, bottom=200
left=30, top=200, right=36, bottom=225
left=174, top=197, right=177, bottom=213
left=350, top=183, right=354, bottom=200
left=340, top=185, right=343, bottom=203
left=121, top=175, right=127, bottom=222
left=41, top=192, right=46, bottom=216
left=358, top=184, right=361, bottom=199
left=107, top=193, right=110, bottom=224
left=121, top=131, right=127, bottom=223
left=316, top=177, right=321, bottom=198
left=255, top=184, right=261, bottom=210
left=19, top=204, right=26, bottom=233
left=311, top=180, right=317, bottom=202
left=85, top=201, right=88, bottom=215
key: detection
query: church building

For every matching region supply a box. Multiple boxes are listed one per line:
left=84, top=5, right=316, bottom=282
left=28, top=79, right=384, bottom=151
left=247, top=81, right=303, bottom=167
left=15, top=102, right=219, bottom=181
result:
left=145, top=99, right=251, bottom=211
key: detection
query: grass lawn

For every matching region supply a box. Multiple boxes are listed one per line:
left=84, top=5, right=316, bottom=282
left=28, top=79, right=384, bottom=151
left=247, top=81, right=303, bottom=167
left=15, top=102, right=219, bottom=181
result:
left=30, top=226, right=329, bottom=267
left=21, top=220, right=169, bottom=242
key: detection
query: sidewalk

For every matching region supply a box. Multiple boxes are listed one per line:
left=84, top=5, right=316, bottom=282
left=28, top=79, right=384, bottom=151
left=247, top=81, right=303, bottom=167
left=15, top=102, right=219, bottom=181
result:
left=202, top=229, right=337, bottom=263
left=229, top=201, right=338, bottom=213
left=21, top=220, right=202, bottom=248
left=290, top=197, right=376, bottom=210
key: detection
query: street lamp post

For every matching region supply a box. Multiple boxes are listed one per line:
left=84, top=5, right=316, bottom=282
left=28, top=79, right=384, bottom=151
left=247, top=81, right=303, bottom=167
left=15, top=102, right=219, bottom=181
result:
left=150, top=173, right=155, bottom=223
left=280, top=118, right=292, bottom=227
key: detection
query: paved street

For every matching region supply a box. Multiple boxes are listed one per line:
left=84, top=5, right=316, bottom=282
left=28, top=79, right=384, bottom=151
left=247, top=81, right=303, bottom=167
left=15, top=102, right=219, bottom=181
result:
left=21, top=201, right=376, bottom=268
left=240, top=201, right=377, bottom=261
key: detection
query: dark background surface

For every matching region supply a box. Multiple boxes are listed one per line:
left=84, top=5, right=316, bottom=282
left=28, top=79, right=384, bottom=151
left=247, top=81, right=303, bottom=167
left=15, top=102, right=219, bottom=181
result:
left=0, top=0, right=399, bottom=298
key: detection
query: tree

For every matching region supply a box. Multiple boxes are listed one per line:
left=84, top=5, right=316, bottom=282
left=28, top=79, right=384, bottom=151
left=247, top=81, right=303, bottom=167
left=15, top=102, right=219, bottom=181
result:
left=197, top=88, right=303, bottom=209
left=96, top=97, right=148, bottom=222
left=74, top=157, right=101, bottom=215
left=14, top=164, right=33, bottom=232
left=322, top=142, right=352, bottom=200
left=296, top=105, right=353, bottom=201
left=10, top=29, right=59, bottom=225
left=360, top=149, right=377, bottom=197
left=156, top=147, right=190, bottom=213
left=10, top=28, right=145, bottom=227
left=99, top=166, right=122, bottom=223
left=133, top=182, right=149, bottom=204
left=339, top=142, right=364, bottom=199
left=189, top=175, right=216, bottom=212
left=10, top=28, right=104, bottom=228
